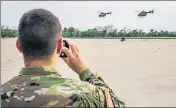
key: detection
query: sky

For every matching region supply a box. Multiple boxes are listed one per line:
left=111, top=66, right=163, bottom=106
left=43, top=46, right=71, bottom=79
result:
left=1, top=1, right=176, bottom=32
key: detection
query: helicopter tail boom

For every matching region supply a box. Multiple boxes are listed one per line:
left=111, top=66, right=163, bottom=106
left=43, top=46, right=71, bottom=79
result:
left=149, top=10, right=154, bottom=13
left=104, top=12, right=112, bottom=15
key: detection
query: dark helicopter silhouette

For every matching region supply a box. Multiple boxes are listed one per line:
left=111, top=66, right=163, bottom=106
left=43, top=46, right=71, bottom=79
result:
left=98, top=11, right=112, bottom=17
left=134, top=9, right=154, bottom=18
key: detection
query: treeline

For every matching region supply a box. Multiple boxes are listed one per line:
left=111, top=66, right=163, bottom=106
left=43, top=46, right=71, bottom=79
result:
left=1, top=26, right=17, bottom=38
left=1, top=25, right=176, bottom=38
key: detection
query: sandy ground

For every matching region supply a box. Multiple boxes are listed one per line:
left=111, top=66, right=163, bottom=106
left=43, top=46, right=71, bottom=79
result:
left=1, top=38, right=176, bottom=107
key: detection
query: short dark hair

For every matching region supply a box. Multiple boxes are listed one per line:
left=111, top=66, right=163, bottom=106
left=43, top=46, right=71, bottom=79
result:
left=18, top=8, right=61, bottom=60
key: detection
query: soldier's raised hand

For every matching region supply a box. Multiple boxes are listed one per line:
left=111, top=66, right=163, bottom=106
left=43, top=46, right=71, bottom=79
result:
left=62, top=39, right=88, bottom=74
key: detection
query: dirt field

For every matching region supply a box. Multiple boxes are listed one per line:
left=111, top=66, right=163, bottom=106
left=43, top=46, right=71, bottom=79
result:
left=1, top=38, right=176, bottom=107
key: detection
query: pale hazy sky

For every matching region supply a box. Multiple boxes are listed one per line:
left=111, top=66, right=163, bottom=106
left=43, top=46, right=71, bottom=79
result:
left=1, top=1, right=176, bottom=32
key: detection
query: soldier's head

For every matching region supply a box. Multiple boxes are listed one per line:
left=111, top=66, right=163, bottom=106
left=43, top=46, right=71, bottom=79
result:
left=16, top=9, right=62, bottom=65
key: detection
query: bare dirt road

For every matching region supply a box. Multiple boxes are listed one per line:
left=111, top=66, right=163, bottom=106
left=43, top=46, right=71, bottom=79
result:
left=1, top=38, right=176, bottom=107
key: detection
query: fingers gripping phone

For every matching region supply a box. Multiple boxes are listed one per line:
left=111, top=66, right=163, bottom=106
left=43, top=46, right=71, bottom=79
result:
left=60, top=40, right=69, bottom=58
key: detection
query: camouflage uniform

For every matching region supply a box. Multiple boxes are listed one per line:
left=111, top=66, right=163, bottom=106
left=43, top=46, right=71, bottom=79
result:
left=1, top=66, right=125, bottom=107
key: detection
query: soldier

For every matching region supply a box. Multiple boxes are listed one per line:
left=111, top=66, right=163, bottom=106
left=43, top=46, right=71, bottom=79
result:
left=121, top=37, right=126, bottom=42
left=1, top=9, right=125, bottom=107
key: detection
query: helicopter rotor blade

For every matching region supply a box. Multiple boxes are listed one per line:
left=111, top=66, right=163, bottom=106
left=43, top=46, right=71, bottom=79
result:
left=134, top=11, right=141, bottom=12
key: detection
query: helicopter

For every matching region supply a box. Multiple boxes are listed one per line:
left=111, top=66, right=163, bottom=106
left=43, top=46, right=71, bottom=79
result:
left=134, top=9, right=154, bottom=18
left=98, top=11, right=112, bottom=17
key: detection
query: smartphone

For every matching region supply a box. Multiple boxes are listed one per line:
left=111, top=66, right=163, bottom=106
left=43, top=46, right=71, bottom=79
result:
left=60, top=40, right=69, bottom=58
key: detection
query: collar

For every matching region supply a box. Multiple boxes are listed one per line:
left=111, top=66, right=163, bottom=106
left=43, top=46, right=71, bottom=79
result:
left=19, top=66, right=61, bottom=76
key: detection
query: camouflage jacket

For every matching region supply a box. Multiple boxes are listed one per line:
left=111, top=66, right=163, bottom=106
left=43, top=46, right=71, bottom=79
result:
left=1, top=66, right=125, bottom=107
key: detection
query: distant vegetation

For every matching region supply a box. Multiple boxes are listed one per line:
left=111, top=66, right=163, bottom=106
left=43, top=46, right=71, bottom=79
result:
left=1, top=26, right=17, bottom=38
left=1, top=25, right=176, bottom=38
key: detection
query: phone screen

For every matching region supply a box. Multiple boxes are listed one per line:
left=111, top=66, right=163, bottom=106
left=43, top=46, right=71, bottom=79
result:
left=60, top=40, right=69, bottom=58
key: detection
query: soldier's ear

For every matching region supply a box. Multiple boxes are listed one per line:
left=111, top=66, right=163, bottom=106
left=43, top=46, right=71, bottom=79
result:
left=57, top=38, right=62, bottom=54
left=16, top=39, right=22, bottom=53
